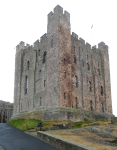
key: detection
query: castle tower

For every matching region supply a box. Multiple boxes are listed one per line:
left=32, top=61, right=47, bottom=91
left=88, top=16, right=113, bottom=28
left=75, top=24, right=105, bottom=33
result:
left=11, top=5, right=114, bottom=121
left=46, top=5, right=72, bottom=108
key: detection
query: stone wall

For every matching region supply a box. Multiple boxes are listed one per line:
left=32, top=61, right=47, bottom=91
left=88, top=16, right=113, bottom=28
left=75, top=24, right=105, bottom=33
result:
left=37, top=131, right=97, bottom=150
left=0, top=101, right=13, bottom=123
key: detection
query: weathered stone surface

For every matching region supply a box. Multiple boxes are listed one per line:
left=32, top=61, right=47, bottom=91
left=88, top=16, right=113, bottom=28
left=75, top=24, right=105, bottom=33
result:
left=0, top=100, right=13, bottom=123
left=111, top=116, right=117, bottom=124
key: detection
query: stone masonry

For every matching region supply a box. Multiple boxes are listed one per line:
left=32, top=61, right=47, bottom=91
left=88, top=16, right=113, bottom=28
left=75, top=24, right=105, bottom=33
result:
left=11, top=5, right=113, bottom=121
left=0, top=100, right=13, bottom=123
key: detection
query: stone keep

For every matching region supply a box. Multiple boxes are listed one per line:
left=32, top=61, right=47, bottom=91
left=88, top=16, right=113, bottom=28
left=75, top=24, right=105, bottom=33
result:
left=12, top=5, right=113, bottom=121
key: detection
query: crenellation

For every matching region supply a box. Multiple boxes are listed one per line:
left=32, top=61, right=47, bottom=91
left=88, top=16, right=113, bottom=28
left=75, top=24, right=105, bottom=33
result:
left=98, top=42, right=105, bottom=48
left=54, top=5, right=63, bottom=15
left=33, top=39, right=39, bottom=47
left=26, top=44, right=30, bottom=48
left=72, top=32, right=78, bottom=39
left=86, top=42, right=91, bottom=49
left=79, top=37, right=85, bottom=45
left=40, top=33, right=47, bottom=42
left=64, top=10, right=70, bottom=23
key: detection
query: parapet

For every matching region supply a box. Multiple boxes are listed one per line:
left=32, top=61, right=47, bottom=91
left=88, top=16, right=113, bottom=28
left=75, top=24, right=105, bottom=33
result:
left=72, top=32, right=78, bottom=39
left=86, top=42, right=91, bottom=49
left=79, top=37, right=85, bottom=45
left=40, top=33, right=47, bottom=42
left=16, top=41, right=25, bottom=52
left=48, top=5, right=70, bottom=24
left=33, top=39, right=39, bottom=47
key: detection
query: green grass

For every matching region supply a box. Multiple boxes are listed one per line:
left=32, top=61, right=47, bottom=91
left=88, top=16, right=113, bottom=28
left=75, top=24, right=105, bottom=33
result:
left=7, top=118, right=41, bottom=131
left=69, top=120, right=93, bottom=129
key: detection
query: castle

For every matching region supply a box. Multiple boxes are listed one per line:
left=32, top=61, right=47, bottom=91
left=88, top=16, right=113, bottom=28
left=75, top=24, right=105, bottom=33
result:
left=11, top=5, right=113, bottom=121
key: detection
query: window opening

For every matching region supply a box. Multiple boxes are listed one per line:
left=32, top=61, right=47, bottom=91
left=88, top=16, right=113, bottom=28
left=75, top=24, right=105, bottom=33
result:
left=64, top=58, right=66, bottom=65
left=90, top=101, right=93, bottom=111
left=98, top=69, right=100, bottom=75
left=64, top=72, right=66, bottom=78
left=101, top=86, right=103, bottom=95
left=27, top=61, right=30, bottom=70
left=25, top=76, right=28, bottom=94
left=44, top=80, right=46, bottom=87
left=43, top=51, right=47, bottom=63
left=75, top=97, right=78, bottom=108
left=38, top=49, right=40, bottom=56
left=74, top=55, right=76, bottom=63
left=75, top=76, right=78, bottom=87
left=64, top=93, right=66, bottom=99
left=89, top=81, right=91, bottom=92
left=39, top=70, right=41, bottom=75
left=51, top=39, right=53, bottom=48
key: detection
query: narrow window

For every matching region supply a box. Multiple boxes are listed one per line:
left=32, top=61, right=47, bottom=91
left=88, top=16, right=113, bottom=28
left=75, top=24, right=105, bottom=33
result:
left=89, top=81, right=91, bottom=92
left=75, top=97, right=78, bottom=108
left=25, top=76, right=28, bottom=94
left=74, top=55, right=76, bottom=63
left=27, top=61, right=30, bottom=70
left=87, top=55, right=88, bottom=60
left=75, top=76, right=78, bottom=87
left=43, top=51, right=47, bottom=63
left=102, top=103, right=104, bottom=112
left=38, top=49, right=40, bottom=56
left=64, top=72, right=66, bottom=78
left=39, top=70, right=41, bottom=75
left=98, top=69, right=100, bottom=75
left=44, top=80, right=46, bottom=87
left=40, top=97, right=41, bottom=106
left=64, top=58, right=66, bottom=65
left=74, top=46, right=75, bottom=53
left=87, top=63, right=90, bottom=70
left=101, top=86, right=103, bottom=95
left=51, top=39, right=53, bottom=48
left=90, top=101, right=93, bottom=111
left=64, top=93, right=66, bottom=99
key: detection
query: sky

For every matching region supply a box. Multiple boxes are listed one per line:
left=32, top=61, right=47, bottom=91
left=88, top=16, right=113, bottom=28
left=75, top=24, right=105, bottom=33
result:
left=0, top=0, right=117, bottom=116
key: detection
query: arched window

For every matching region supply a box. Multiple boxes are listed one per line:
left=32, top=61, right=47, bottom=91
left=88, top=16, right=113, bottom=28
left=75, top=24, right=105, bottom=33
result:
left=101, top=86, right=103, bottom=95
left=87, top=63, right=90, bottom=70
left=27, top=61, right=30, bottom=70
left=64, top=93, right=66, bottom=99
left=51, top=39, right=53, bottom=48
left=64, top=58, right=66, bottom=65
left=25, top=76, right=28, bottom=94
left=102, top=103, right=104, bottom=112
left=74, top=55, right=76, bottom=63
left=90, top=101, right=93, bottom=111
left=38, top=49, right=40, bottom=56
left=75, top=97, right=78, bottom=108
left=75, top=76, right=78, bottom=87
left=98, top=69, right=100, bottom=75
left=43, top=51, right=47, bottom=63
left=89, top=81, right=91, bottom=92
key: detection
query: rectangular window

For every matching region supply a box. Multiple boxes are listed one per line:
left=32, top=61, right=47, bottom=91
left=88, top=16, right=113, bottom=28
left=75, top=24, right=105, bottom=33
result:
left=25, top=76, right=28, bottom=94
left=44, top=80, right=46, bottom=87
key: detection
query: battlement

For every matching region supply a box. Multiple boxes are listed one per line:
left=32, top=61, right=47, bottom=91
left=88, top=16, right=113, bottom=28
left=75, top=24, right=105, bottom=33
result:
left=40, top=33, right=47, bottom=42
left=48, top=5, right=70, bottom=24
left=98, top=42, right=108, bottom=50
left=33, top=39, right=39, bottom=48
left=72, top=32, right=78, bottom=39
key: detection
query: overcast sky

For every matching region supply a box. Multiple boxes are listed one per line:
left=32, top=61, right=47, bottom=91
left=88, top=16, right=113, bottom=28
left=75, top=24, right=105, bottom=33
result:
left=0, top=0, right=117, bottom=116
